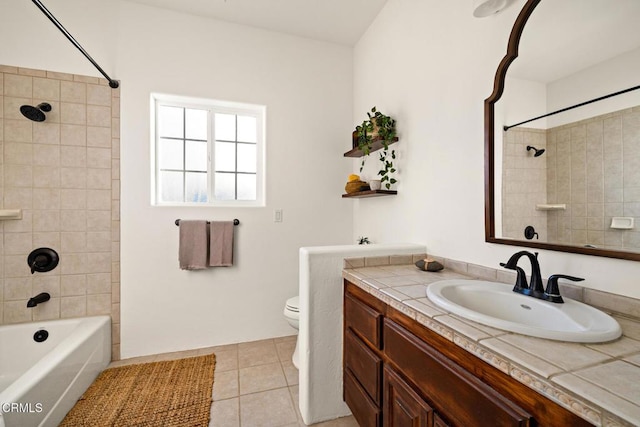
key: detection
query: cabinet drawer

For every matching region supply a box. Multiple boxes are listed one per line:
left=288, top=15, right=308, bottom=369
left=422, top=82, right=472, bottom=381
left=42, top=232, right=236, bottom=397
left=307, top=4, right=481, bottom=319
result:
left=345, top=292, right=382, bottom=349
left=384, top=319, right=531, bottom=427
left=344, top=368, right=381, bottom=427
left=345, top=329, right=382, bottom=404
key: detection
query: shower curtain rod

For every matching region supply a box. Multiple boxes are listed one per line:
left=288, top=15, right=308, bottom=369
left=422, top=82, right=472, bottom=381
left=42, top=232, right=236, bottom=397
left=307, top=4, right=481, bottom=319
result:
left=503, top=83, right=640, bottom=131
left=31, top=0, right=119, bottom=89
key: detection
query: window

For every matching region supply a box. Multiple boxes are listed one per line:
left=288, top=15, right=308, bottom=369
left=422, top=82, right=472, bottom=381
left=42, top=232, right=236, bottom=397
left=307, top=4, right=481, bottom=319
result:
left=152, top=94, right=265, bottom=206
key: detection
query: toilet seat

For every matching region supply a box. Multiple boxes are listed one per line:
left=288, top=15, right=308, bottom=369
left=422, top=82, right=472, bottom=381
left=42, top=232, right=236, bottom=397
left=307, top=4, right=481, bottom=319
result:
left=283, top=295, right=300, bottom=369
left=285, top=296, right=299, bottom=313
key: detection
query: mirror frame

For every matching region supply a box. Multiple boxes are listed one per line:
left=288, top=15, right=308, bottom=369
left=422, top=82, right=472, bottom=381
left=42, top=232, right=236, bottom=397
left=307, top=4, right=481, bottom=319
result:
left=484, top=0, right=640, bottom=261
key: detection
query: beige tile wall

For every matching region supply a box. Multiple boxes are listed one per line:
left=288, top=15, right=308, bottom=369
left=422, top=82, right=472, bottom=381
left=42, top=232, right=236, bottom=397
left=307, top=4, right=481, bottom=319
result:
left=547, top=107, right=640, bottom=251
left=501, top=127, right=548, bottom=241
left=503, top=107, right=640, bottom=252
left=0, top=64, right=121, bottom=360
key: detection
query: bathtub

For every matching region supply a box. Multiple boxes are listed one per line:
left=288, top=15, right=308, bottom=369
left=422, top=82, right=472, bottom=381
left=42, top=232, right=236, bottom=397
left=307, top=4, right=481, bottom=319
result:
left=0, top=316, right=111, bottom=427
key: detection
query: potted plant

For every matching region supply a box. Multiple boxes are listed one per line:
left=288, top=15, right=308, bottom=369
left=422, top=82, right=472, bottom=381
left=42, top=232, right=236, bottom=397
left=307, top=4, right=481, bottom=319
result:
left=377, top=148, right=397, bottom=189
left=355, top=107, right=397, bottom=172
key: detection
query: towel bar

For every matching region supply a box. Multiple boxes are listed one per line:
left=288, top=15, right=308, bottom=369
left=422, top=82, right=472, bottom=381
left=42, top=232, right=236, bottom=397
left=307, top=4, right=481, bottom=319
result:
left=175, top=219, right=240, bottom=226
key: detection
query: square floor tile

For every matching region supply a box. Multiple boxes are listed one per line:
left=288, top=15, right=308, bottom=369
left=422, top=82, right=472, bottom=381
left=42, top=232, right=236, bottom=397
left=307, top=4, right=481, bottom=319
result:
left=239, top=362, right=287, bottom=395
left=238, top=339, right=279, bottom=368
left=281, top=360, right=299, bottom=386
left=240, top=388, right=298, bottom=426
left=276, top=340, right=296, bottom=363
left=213, top=370, right=239, bottom=400
left=214, top=349, right=239, bottom=372
left=210, top=397, right=239, bottom=427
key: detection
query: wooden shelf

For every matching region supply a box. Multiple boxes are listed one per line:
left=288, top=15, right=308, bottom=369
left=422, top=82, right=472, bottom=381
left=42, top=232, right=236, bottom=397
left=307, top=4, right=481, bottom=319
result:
left=343, top=137, right=398, bottom=158
left=342, top=190, right=397, bottom=198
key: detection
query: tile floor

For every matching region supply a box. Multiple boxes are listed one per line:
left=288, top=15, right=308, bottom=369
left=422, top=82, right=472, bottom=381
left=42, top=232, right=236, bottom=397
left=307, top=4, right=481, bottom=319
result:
left=108, top=335, right=358, bottom=427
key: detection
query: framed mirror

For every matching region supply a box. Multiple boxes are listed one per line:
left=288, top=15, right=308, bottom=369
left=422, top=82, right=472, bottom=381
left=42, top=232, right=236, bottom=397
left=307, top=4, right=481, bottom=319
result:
left=485, top=0, right=640, bottom=261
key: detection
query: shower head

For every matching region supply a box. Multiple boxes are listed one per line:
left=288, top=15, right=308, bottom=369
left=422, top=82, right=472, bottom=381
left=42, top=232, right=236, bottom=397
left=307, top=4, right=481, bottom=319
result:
left=526, top=145, right=545, bottom=157
left=20, top=102, right=52, bottom=122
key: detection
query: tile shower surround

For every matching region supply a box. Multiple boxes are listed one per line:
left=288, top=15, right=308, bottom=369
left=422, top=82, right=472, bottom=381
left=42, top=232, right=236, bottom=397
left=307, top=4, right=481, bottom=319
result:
left=0, top=65, right=121, bottom=360
left=502, top=106, right=640, bottom=251
left=343, top=254, right=640, bottom=426
left=501, top=127, right=548, bottom=241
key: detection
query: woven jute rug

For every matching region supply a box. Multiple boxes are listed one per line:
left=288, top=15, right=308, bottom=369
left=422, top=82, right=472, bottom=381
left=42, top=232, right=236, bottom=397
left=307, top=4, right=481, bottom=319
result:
left=60, top=353, right=216, bottom=427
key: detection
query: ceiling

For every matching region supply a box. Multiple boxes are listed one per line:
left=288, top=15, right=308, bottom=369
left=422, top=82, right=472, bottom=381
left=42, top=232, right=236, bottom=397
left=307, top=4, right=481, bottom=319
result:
left=126, top=0, right=388, bottom=46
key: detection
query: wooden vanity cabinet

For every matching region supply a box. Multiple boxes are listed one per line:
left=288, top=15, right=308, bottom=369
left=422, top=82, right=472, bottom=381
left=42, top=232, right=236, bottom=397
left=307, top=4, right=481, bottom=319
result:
left=343, top=280, right=593, bottom=427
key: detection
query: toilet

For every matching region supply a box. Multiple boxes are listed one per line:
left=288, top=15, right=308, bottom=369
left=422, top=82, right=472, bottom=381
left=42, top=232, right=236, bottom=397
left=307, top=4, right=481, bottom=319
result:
left=283, top=296, right=300, bottom=368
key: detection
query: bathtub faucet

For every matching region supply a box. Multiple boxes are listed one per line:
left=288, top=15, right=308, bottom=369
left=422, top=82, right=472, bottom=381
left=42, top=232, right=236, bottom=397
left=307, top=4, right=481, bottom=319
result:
left=27, top=292, right=51, bottom=308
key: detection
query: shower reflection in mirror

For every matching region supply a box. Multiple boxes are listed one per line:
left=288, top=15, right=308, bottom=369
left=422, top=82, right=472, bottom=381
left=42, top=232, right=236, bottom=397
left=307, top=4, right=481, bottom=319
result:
left=20, top=102, right=52, bottom=122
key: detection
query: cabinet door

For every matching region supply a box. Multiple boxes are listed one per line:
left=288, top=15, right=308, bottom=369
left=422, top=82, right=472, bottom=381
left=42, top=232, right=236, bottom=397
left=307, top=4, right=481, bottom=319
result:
left=384, top=365, right=433, bottom=427
left=433, top=414, right=449, bottom=427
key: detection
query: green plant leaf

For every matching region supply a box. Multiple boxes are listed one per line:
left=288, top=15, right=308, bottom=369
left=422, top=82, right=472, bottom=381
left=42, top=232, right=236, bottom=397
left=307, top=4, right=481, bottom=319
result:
left=390, top=178, right=397, bottom=184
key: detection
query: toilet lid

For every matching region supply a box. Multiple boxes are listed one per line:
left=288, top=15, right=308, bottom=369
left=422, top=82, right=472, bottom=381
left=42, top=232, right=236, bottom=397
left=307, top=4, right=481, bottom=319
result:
left=285, top=296, right=299, bottom=312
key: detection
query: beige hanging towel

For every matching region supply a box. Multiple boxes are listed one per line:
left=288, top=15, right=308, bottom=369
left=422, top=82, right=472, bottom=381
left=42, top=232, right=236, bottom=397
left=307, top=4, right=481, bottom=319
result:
left=209, top=221, right=234, bottom=267
left=178, top=220, right=209, bottom=270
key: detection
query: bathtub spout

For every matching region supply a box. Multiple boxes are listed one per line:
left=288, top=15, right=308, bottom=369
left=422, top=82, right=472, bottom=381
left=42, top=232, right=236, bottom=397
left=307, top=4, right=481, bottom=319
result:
left=27, top=292, right=51, bottom=308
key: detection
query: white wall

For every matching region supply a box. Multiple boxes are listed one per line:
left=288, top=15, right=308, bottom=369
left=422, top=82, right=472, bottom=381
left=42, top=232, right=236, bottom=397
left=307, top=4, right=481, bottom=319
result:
left=0, top=0, right=118, bottom=78
left=547, top=47, right=640, bottom=127
left=501, top=77, right=547, bottom=130
left=353, top=0, right=640, bottom=300
left=117, top=3, right=354, bottom=357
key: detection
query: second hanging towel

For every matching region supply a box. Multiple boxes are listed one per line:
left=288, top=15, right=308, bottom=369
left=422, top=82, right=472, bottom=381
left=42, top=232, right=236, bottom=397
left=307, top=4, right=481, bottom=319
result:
left=209, top=221, right=234, bottom=267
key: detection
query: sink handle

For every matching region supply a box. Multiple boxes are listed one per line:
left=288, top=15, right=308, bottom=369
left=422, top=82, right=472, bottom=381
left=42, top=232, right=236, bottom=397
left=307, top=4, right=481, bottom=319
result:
left=544, top=274, right=584, bottom=304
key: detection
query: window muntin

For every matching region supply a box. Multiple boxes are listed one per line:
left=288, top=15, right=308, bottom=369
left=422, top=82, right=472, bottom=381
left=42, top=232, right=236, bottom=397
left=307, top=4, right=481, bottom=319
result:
left=152, top=95, right=265, bottom=206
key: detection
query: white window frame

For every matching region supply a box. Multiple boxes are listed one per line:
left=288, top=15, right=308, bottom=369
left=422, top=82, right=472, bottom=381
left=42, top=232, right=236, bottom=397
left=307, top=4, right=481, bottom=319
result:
left=151, top=93, right=266, bottom=207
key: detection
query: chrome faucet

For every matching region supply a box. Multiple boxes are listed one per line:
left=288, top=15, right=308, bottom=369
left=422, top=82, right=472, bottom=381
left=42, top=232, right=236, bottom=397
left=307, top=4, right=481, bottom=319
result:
left=500, top=251, right=584, bottom=304
left=27, top=292, right=50, bottom=308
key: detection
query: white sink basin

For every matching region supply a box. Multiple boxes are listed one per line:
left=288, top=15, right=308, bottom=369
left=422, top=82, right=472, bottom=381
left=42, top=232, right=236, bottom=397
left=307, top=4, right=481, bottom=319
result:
left=426, top=279, right=622, bottom=343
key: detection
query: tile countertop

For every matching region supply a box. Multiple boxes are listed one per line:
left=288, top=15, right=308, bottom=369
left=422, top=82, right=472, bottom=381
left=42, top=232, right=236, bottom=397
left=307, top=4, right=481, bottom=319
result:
left=342, top=257, right=640, bottom=427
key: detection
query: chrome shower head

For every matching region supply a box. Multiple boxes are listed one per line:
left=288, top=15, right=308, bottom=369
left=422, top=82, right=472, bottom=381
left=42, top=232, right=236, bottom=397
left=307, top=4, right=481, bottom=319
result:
left=526, top=145, right=545, bottom=157
left=20, top=102, right=52, bottom=122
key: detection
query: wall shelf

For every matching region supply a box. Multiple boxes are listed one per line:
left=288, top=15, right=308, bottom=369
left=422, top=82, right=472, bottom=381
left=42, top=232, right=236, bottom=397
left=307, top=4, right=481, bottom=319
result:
left=343, top=137, right=398, bottom=157
left=342, top=190, right=397, bottom=198
left=535, top=204, right=566, bottom=211
left=0, top=209, right=22, bottom=220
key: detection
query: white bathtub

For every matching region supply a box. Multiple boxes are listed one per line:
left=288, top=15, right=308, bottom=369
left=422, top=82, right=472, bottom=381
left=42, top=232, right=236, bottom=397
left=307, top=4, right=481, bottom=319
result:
left=0, top=316, right=111, bottom=427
